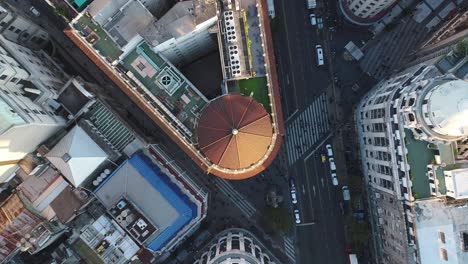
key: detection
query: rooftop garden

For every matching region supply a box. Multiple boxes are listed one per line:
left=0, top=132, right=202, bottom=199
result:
left=119, top=42, right=207, bottom=135
left=238, top=76, right=271, bottom=113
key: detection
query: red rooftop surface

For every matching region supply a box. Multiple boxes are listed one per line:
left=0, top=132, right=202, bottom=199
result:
left=197, top=94, right=273, bottom=176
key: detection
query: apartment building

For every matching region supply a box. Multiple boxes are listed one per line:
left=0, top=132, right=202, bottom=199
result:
left=0, top=36, right=67, bottom=183
left=356, top=43, right=468, bottom=263
left=340, top=0, right=397, bottom=25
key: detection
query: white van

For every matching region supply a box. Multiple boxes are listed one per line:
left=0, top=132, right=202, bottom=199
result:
left=325, top=144, right=333, bottom=157
left=342, top=186, right=351, bottom=201
left=331, top=172, right=338, bottom=186
left=316, top=45, right=324, bottom=66
left=329, top=157, right=336, bottom=171
left=309, top=14, right=316, bottom=26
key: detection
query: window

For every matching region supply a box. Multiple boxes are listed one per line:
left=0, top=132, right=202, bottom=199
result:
left=438, top=232, right=446, bottom=244
left=439, top=248, right=448, bottom=261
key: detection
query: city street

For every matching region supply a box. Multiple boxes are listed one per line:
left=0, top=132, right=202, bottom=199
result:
left=271, top=0, right=372, bottom=263
left=8, top=1, right=371, bottom=263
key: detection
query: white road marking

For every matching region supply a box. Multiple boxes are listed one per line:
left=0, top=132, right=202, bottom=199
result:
left=285, top=93, right=330, bottom=165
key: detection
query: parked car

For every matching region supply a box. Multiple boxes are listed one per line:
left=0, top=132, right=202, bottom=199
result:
left=309, top=14, right=317, bottom=26
left=294, top=209, right=301, bottom=224
left=342, top=186, right=351, bottom=201
left=331, top=172, right=338, bottom=186
left=30, top=6, right=40, bottom=17
left=329, top=157, right=336, bottom=171
left=325, top=144, right=333, bottom=157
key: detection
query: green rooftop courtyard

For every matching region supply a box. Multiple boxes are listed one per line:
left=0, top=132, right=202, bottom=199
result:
left=120, top=42, right=208, bottom=134
left=238, top=76, right=271, bottom=113
left=405, top=129, right=436, bottom=199
left=72, top=15, right=122, bottom=61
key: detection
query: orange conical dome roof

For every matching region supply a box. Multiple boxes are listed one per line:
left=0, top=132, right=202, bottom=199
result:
left=197, top=94, right=273, bottom=170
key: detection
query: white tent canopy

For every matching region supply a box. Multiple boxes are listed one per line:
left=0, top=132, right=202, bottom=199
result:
left=46, top=126, right=107, bottom=186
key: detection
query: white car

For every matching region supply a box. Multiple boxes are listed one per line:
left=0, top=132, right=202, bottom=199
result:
left=309, top=14, right=316, bottom=26
left=325, top=144, right=333, bottom=157
left=331, top=172, right=338, bottom=186
left=290, top=189, right=298, bottom=204
left=294, top=209, right=301, bottom=224
left=316, top=44, right=324, bottom=66
left=342, top=186, right=351, bottom=201
left=329, top=157, right=336, bottom=171
left=30, top=6, right=41, bottom=17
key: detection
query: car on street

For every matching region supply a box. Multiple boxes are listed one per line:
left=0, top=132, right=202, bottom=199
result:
left=290, top=188, right=298, bottom=204
left=294, top=209, right=301, bottom=224
left=30, top=6, right=41, bottom=17
left=331, top=172, right=338, bottom=186
left=325, top=144, right=333, bottom=157
left=289, top=177, right=298, bottom=204
left=317, top=17, right=323, bottom=29
left=309, top=14, right=316, bottom=26
left=342, top=186, right=351, bottom=201
left=315, top=45, right=324, bottom=66
left=329, top=157, right=336, bottom=171
left=321, top=154, right=327, bottom=163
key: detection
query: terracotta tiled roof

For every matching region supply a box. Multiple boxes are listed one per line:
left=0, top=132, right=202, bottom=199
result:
left=197, top=94, right=273, bottom=171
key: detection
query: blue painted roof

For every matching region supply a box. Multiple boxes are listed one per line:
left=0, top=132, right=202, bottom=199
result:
left=99, top=153, right=197, bottom=251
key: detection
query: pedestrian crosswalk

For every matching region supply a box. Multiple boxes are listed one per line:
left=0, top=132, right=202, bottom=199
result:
left=283, top=237, right=296, bottom=262
left=213, top=177, right=256, bottom=218
left=286, top=93, right=330, bottom=165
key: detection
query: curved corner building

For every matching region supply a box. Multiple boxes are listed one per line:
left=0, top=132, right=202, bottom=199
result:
left=64, top=0, right=284, bottom=181
left=193, top=228, right=280, bottom=264
left=355, top=53, right=468, bottom=263
left=340, top=0, right=397, bottom=25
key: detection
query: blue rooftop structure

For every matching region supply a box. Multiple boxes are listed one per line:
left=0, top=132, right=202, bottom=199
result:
left=95, top=152, right=198, bottom=252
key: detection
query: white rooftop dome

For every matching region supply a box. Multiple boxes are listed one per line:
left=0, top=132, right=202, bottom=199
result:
left=426, top=80, right=468, bottom=137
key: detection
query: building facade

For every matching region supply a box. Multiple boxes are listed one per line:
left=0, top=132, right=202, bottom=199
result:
left=356, top=45, right=468, bottom=263
left=193, top=228, right=279, bottom=264
left=0, top=5, right=49, bottom=49
left=143, top=0, right=218, bottom=65
left=0, top=36, right=67, bottom=183
left=340, top=0, right=397, bottom=25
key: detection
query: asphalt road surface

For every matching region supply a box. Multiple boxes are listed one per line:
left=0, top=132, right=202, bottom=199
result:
left=272, top=0, right=349, bottom=263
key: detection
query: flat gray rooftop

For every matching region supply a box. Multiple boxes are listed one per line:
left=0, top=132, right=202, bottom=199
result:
left=95, top=161, right=179, bottom=235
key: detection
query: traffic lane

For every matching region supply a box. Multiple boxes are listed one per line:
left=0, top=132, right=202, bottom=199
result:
left=274, top=0, right=309, bottom=115
left=274, top=0, right=330, bottom=116
left=283, top=10, right=330, bottom=108
left=306, top=151, right=348, bottom=264
left=293, top=150, right=347, bottom=264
